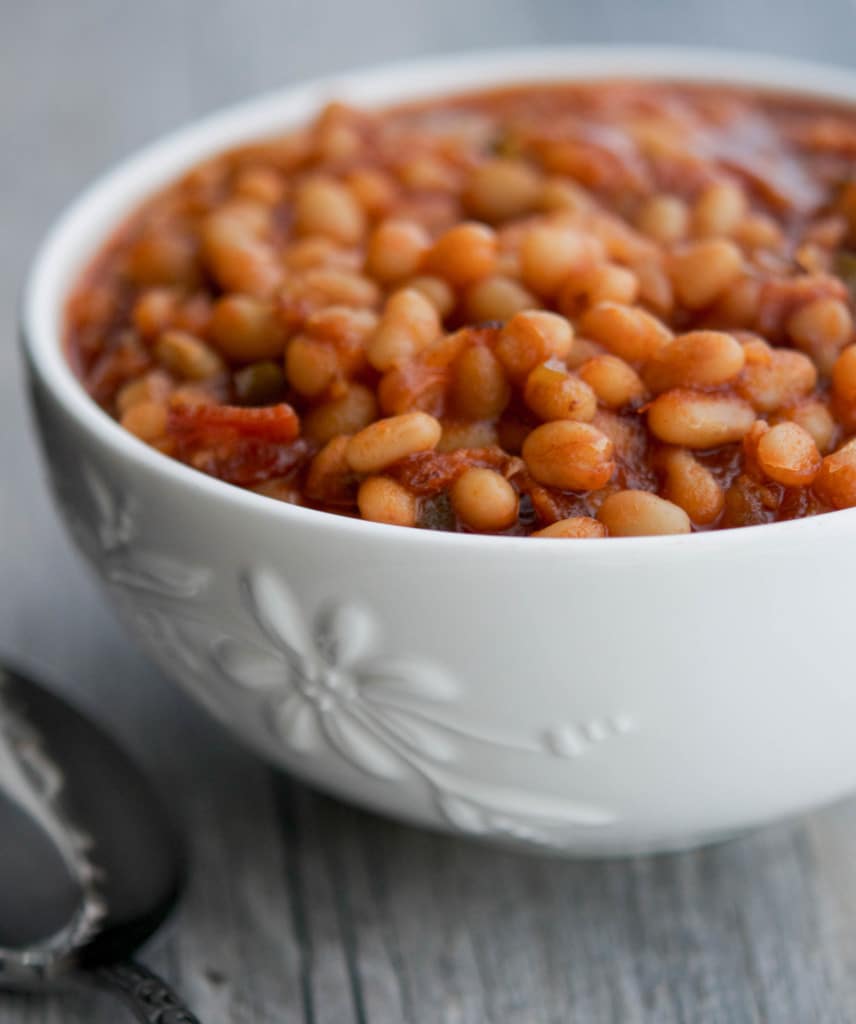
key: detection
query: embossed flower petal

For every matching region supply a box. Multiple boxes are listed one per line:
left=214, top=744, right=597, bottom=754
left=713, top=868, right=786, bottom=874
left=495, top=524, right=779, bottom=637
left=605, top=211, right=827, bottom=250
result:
left=243, top=568, right=312, bottom=664
left=275, top=692, right=323, bottom=753
left=313, top=601, right=377, bottom=669
left=321, top=711, right=405, bottom=779
left=369, top=707, right=456, bottom=763
left=215, top=638, right=291, bottom=691
left=354, top=657, right=458, bottom=705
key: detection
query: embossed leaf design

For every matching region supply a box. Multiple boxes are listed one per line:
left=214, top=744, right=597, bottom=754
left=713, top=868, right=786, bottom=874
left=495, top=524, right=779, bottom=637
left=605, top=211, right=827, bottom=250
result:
left=63, top=463, right=211, bottom=599
left=84, top=464, right=134, bottom=551
left=436, top=793, right=487, bottom=833
left=106, top=557, right=210, bottom=599
left=369, top=706, right=456, bottom=763
left=438, top=793, right=547, bottom=841
left=357, top=656, right=459, bottom=705
left=435, top=778, right=616, bottom=843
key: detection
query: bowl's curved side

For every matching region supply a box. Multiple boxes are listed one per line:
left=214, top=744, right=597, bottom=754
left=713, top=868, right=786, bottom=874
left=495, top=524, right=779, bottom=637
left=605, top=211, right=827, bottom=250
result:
left=22, top=45, right=856, bottom=854
left=28, top=367, right=856, bottom=855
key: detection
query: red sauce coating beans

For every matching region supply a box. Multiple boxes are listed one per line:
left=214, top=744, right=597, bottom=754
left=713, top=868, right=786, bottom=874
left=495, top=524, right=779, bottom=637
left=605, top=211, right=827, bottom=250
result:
left=67, top=81, right=856, bottom=536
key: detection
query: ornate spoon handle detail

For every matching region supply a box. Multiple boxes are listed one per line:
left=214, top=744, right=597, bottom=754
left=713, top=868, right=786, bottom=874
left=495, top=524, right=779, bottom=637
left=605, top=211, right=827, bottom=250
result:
left=93, top=960, right=202, bottom=1024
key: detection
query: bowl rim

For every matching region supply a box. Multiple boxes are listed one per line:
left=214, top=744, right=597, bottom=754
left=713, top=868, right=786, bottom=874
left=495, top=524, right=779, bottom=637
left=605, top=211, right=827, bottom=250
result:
left=22, top=43, right=856, bottom=554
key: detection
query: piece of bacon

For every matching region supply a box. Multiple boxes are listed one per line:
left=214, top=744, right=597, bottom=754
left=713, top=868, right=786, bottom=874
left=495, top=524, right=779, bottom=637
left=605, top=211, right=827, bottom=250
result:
left=169, top=401, right=300, bottom=443
left=167, top=402, right=306, bottom=486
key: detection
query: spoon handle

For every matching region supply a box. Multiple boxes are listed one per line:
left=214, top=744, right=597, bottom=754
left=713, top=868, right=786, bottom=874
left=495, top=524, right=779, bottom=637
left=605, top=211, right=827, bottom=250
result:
left=92, top=960, right=201, bottom=1023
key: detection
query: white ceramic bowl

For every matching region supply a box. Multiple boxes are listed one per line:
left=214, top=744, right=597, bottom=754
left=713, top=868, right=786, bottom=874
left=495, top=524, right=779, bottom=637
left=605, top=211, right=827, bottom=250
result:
left=22, top=46, right=856, bottom=856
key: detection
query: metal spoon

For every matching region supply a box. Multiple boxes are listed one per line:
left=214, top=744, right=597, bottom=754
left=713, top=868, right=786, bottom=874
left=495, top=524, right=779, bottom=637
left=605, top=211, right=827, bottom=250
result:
left=0, top=663, right=201, bottom=1022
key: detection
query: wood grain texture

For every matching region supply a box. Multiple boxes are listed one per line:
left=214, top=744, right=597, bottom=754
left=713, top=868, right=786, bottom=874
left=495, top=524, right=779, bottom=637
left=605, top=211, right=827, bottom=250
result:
left=4, top=1, right=856, bottom=1020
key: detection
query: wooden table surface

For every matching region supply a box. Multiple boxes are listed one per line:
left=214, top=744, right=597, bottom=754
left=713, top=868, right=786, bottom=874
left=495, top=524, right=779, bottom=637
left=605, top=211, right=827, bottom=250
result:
left=5, top=2, right=856, bottom=1020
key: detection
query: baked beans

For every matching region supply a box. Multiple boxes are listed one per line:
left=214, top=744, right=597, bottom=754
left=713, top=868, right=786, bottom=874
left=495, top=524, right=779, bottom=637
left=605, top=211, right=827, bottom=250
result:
left=68, top=81, right=856, bottom=535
